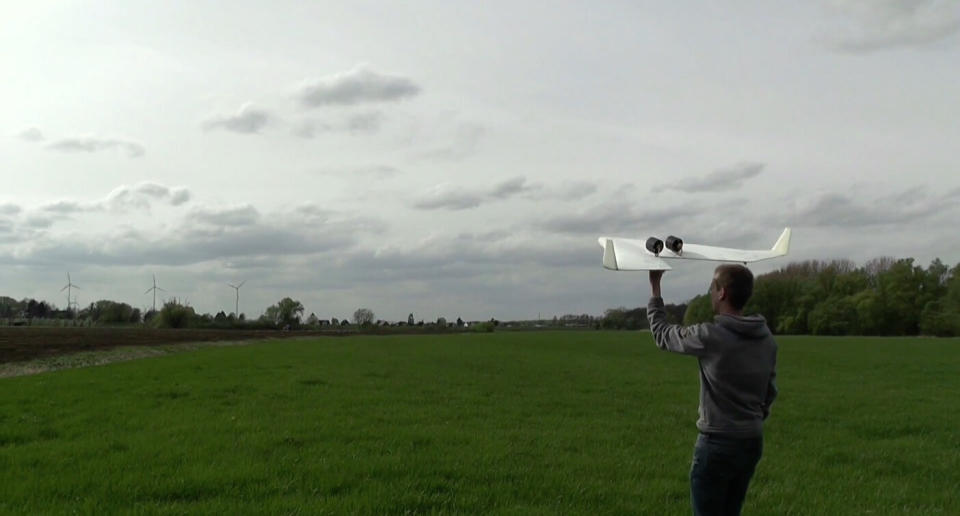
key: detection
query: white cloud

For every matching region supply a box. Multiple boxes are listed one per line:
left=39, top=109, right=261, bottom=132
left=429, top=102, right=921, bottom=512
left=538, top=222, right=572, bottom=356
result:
left=297, top=65, right=421, bottom=107
left=823, top=0, right=960, bottom=52
left=0, top=204, right=21, bottom=215
left=202, top=103, right=271, bottom=134
left=46, top=137, right=145, bottom=158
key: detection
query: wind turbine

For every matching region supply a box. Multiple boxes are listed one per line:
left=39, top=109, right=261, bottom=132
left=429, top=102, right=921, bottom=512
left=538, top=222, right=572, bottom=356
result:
left=228, top=280, right=246, bottom=317
left=60, top=273, right=80, bottom=317
left=145, top=274, right=166, bottom=312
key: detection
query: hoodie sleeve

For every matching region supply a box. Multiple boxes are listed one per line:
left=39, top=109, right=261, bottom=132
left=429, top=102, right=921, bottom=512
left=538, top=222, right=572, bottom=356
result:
left=647, top=297, right=708, bottom=356
left=762, top=369, right=778, bottom=420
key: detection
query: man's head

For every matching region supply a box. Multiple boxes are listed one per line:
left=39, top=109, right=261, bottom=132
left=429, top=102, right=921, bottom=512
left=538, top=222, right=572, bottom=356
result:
left=710, top=264, right=754, bottom=314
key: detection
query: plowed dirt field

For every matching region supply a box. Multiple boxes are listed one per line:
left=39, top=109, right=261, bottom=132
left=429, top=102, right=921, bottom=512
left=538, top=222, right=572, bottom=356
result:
left=0, top=327, right=346, bottom=364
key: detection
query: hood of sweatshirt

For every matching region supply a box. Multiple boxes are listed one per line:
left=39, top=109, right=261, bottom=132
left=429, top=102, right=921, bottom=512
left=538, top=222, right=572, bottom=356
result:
left=714, top=313, right=771, bottom=338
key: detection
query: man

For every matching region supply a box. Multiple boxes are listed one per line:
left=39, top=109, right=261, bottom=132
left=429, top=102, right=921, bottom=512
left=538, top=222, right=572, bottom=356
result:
left=647, top=265, right=778, bottom=516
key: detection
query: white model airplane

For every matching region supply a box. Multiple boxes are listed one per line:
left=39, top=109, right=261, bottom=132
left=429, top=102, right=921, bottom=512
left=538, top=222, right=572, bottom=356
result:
left=598, top=228, right=791, bottom=271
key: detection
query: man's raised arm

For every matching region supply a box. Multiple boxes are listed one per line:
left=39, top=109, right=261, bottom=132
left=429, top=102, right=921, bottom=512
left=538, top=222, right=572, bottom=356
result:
left=647, top=271, right=707, bottom=356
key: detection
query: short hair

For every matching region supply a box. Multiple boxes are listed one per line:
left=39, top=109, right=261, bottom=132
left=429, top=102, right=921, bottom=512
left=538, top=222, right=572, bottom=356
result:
left=713, top=264, right=754, bottom=310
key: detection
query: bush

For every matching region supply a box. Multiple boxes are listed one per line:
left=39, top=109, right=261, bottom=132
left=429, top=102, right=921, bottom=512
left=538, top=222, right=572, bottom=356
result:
left=472, top=322, right=495, bottom=333
left=153, top=301, right=197, bottom=329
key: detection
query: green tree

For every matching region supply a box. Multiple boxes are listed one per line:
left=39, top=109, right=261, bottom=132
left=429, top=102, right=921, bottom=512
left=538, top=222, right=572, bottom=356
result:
left=87, top=300, right=139, bottom=324
left=683, top=294, right=713, bottom=325
left=850, top=289, right=885, bottom=335
left=877, top=259, right=923, bottom=335
left=807, top=295, right=858, bottom=335
left=919, top=300, right=957, bottom=336
left=262, top=298, right=304, bottom=328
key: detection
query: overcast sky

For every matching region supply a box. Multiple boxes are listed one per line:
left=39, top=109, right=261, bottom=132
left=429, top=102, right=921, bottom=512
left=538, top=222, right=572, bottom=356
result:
left=2, top=0, right=959, bottom=321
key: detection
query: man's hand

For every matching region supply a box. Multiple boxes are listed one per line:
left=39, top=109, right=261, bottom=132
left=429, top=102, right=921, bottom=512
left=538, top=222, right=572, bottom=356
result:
left=649, top=270, right=665, bottom=298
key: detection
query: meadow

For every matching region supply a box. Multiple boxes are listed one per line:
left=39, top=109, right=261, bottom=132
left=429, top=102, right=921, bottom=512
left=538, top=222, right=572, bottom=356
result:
left=1, top=331, right=958, bottom=514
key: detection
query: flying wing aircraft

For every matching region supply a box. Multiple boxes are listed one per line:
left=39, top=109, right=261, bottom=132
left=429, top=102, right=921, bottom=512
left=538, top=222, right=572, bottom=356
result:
left=597, top=228, right=791, bottom=271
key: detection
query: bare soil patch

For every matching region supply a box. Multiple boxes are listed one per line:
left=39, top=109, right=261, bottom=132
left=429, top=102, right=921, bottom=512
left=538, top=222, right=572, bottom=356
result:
left=0, top=327, right=348, bottom=365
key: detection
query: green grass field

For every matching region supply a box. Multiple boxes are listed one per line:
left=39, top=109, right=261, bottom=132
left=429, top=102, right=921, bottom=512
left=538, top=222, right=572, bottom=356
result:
left=1, top=332, right=958, bottom=515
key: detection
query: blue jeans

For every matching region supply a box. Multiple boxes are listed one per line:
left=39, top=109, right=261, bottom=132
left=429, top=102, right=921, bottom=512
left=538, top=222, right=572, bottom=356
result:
left=690, top=432, right=763, bottom=516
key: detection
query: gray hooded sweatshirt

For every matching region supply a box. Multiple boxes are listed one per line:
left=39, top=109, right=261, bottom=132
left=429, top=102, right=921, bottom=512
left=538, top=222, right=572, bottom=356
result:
left=647, top=297, right=778, bottom=438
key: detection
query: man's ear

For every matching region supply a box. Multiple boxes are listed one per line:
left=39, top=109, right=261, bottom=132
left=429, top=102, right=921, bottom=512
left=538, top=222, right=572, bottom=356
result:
left=717, top=286, right=728, bottom=302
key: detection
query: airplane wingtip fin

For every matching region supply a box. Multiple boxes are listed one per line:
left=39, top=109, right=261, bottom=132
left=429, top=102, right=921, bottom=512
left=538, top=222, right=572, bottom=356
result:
left=602, top=238, right=619, bottom=270
left=772, top=227, right=791, bottom=256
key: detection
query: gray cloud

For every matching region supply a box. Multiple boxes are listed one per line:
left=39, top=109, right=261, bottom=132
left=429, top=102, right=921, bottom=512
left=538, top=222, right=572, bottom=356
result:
left=550, top=181, right=599, bottom=201
left=25, top=216, right=54, bottom=229
left=823, top=0, right=960, bottom=52
left=792, top=187, right=957, bottom=227
left=170, top=189, right=191, bottom=206
left=191, top=205, right=261, bottom=227
left=203, top=104, right=271, bottom=134
left=344, top=112, right=383, bottom=133
left=654, top=162, right=764, bottom=193
left=489, top=176, right=540, bottom=199
left=46, top=137, right=145, bottom=158
left=419, top=123, right=485, bottom=161
left=0, top=203, right=21, bottom=215
left=313, top=165, right=401, bottom=179
left=37, top=183, right=191, bottom=221
left=295, top=111, right=384, bottom=138
left=414, top=185, right=485, bottom=210
left=293, top=120, right=331, bottom=138
left=3, top=206, right=380, bottom=268
left=297, top=66, right=420, bottom=107
left=17, top=128, right=44, bottom=142
left=41, top=200, right=93, bottom=215
left=104, top=183, right=192, bottom=211
left=538, top=200, right=692, bottom=235
left=302, top=232, right=599, bottom=288
left=414, top=176, right=599, bottom=211
left=413, top=177, right=527, bottom=211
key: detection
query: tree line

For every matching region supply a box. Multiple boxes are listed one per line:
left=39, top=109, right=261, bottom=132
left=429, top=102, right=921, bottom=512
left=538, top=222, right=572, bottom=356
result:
left=4, top=256, right=957, bottom=335
left=0, top=294, right=482, bottom=332
left=0, top=295, right=372, bottom=330
left=681, top=257, right=960, bottom=336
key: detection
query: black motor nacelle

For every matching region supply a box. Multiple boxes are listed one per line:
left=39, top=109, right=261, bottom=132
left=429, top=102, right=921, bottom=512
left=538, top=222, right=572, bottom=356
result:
left=645, top=237, right=664, bottom=255
left=665, top=235, right=683, bottom=254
